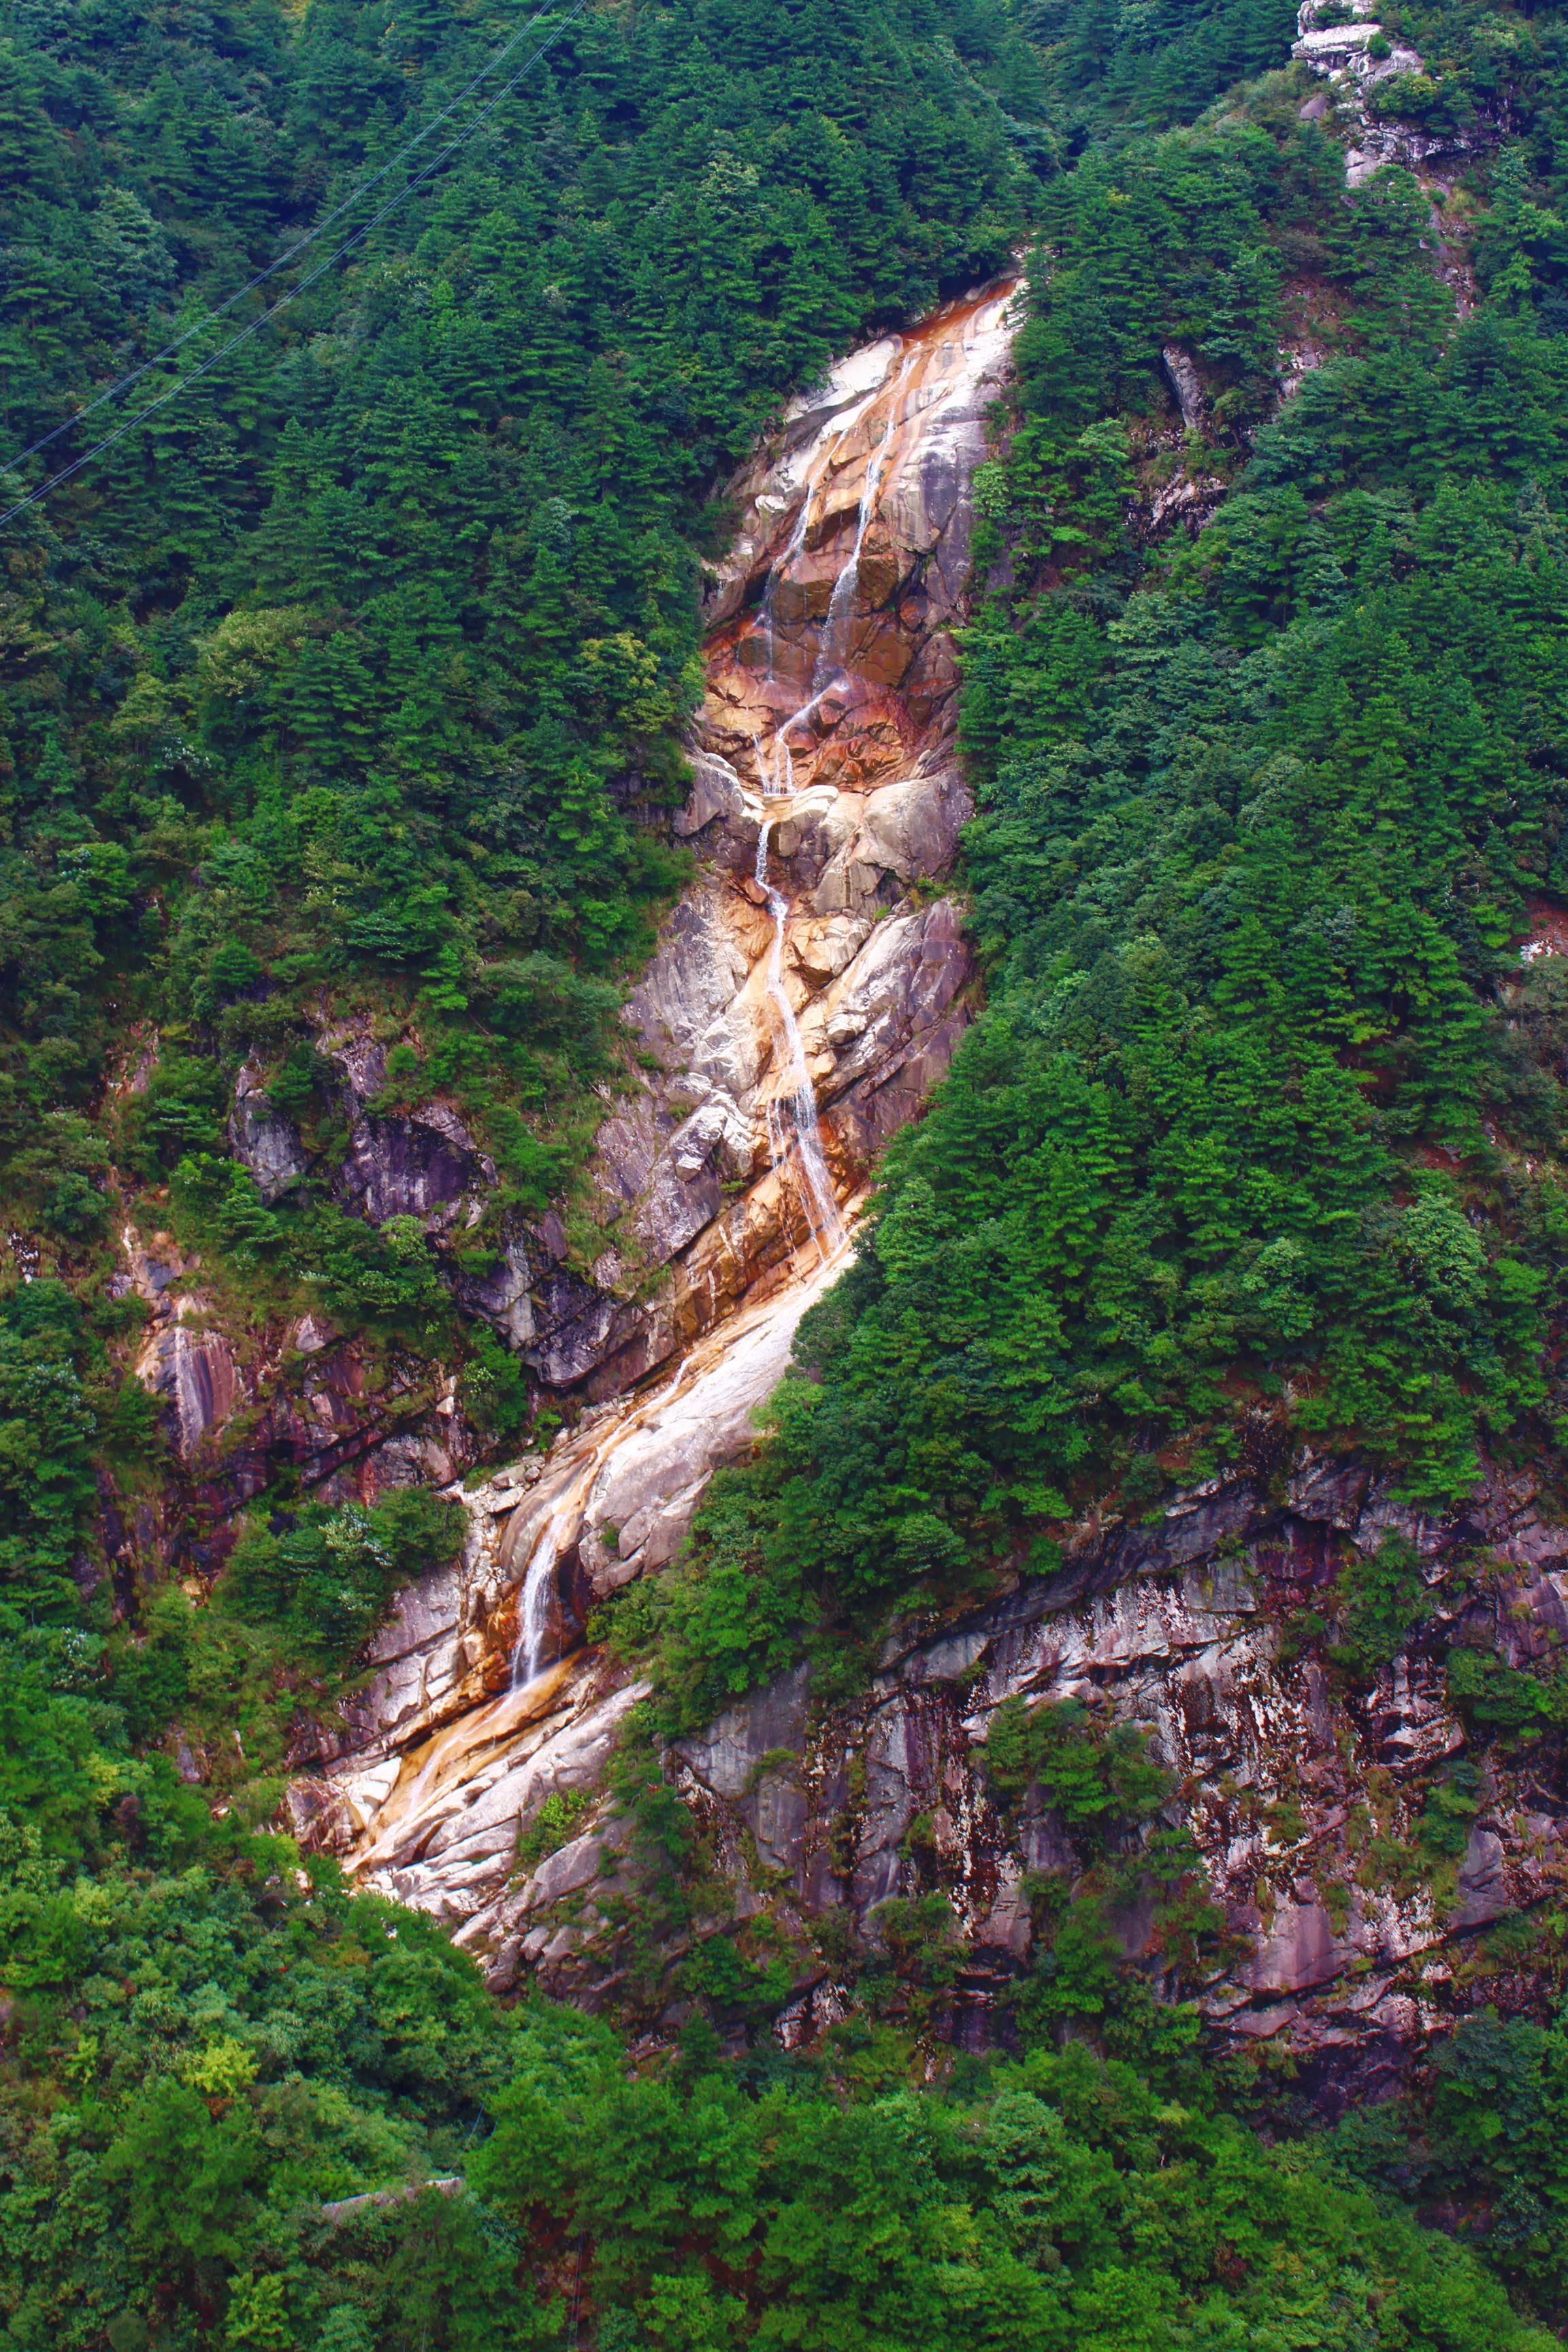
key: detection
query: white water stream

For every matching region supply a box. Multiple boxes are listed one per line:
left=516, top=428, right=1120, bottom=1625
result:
left=503, top=406, right=897, bottom=1690
left=323, top=280, right=1021, bottom=1906
left=755, top=815, right=848, bottom=1262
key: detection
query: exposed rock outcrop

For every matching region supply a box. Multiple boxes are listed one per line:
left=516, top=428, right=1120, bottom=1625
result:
left=336, top=1102, right=494, bottom=1231
left=292, top=276, right=1024, bottom=1932
left=229, top=1063, right=308, bottom=1203
left=1293, top=0, right=1467, bottom=188
left=284, top=270, right=1568, bottom=2103
left=457, top=1448, right=1567, bottom=2095
left=119, top=1228, right=248, bottom=1462
left=527, top=280, right=1017, bottom=1395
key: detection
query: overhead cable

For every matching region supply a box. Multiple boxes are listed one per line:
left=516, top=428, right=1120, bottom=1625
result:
left=0, top=0, right=590, bottom=532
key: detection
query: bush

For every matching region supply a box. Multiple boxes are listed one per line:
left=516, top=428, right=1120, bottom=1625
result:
left=983, top=1695, right=1170, bottom=1841
left=1333, top=1535, right=1434, bottom=1679
left=1446, top=1646, right=1568, bottom=1744
left=227, top=1489, right=464, bottom=1674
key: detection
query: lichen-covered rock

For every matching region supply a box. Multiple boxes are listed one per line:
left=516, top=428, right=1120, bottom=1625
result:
left=336, top=1103, right=494, bottom=1229
left=229, top=1062, right=308, bottom=1202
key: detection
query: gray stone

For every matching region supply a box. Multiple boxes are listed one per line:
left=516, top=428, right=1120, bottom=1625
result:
left=338, top=1108, right=489, bottom=1226
left=230, top=1066, right=308, bottom=1203
left=456, top=1239, right=536, bottom=1350
left=1288, top=1454, right=1370, bottom=1530
left=1452, top=1825, right=1510, bottom=1933
left=675, top=751, right=746, bottom=836
left=136, top=1320, right=247, bottom=1458
left=1162, top=344, right=1206, bottom=433
left=679, top=1664, right=812, bottom=1803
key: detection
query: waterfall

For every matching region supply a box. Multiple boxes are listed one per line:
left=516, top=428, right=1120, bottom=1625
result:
left=509, top=1448, right=607, bottom=1689
left=510, top=1517, right=564, bottom=1690
left=321, top=278, right=1022, bottom=1914
left=755, top=817, right=846, bottom=1260
left=774, top=348, right=917, bottom=765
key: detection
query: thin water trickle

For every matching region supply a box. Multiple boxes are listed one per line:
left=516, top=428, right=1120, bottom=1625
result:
left=770, top=348, right=915, bottom=777
left=510, top=1520, right=563, bottom=1690
left=754, top=817, right=846, bottom=1260
left=508, top=1448, right=608, bottom=1690
left=333, top=282, right=1024, bottom=1902
left=753, top=364, right=907, bottom=791
left=509, top=348, right=913, bottom=1688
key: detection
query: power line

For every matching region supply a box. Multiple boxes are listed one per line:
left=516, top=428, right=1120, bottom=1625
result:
left=0, top=0, right=591, bottom=534
left=0, top=0, right=574, bottom=485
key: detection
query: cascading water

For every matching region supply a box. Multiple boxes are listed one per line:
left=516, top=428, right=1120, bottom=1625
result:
left=755, top=817, right=847, bottom=1260
left=309, top=277, right=1020, bottom=1927
left=758, top=387, right=879, bottom=666
left=734, top=354, right=926, bottom=1253
left=508, top=1428, right=618, bottom=1690
left=769, top=347, right=917, bottom=772
left=509, top=1508, right=569, bottom=1690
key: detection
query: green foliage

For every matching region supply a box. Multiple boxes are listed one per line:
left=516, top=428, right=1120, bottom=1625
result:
left=3, top=3, right=1568, bottom=2343
left=1446, top=1644, right=1568, bottom=1743
left=1333, top=1533, right=1435, bottom=1678
left=0, top=1279, right=99, bottom=1618
left=225, top=1486, right=463, bottom=1672
left=983, top=1693, right=1169, bottom=1839
left=458, top=1324, right=533, bottom=1444
left=0, top=0, right=1042, bottom=1281
left=600, top=1419, right=821, bottom=1737
left=1335, top=2002, right=1568, bottom=2321
left=1412, top=1763, right=1481, bottom=1865
left=711, top=74, right=1568, bottom=1648
left=1024, top=0, right=1302, bottom=133
left=467, top=2029, right=1553, bottom=2351
left=515, top=1787, right=593, bottom=1875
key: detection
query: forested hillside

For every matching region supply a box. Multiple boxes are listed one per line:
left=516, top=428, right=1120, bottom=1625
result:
left=5, top=0, right=1568, bottom=2345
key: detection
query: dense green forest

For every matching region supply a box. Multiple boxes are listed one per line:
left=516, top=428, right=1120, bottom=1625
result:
left=5, top=0, right=1568, bottom=2343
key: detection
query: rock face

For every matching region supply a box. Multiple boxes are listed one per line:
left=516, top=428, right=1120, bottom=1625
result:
left=229, top=1063, right=308, bottom=1203
left=457, top=1448, right=1568, bottom=2098
left=1292, top=0, right=1465, bottom=187
left=287, top=273, right=1567, bottom=2095
left=120, top=1230, right=249, bottom=1461
left=293, top=277, right=1023, bottom=1925
left=291, top=1245, right=847, bottom=1916
left=336, top=1102, right=494, bottom=1231
left=112, top=1211, right=476, bottom=1591
left=518, top=278, right=1017, bottom=1398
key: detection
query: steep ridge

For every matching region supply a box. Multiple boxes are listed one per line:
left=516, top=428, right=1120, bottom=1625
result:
left=290, top=280, right=1023, bottom=1943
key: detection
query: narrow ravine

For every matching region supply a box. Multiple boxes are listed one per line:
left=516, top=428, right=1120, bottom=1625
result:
left=290, top=278, right=1022, bottom=1965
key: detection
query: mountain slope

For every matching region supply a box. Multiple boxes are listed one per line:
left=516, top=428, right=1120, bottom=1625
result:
left=4, top=1, right=1568, bottom=2346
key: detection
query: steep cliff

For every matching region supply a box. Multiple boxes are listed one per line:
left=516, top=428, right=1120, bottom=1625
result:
left=8, top=1, right=1568, bottom=2338
left=284, top=54, right=1568, bottom=2136
left=289, top=280, right=1022, bottom=1933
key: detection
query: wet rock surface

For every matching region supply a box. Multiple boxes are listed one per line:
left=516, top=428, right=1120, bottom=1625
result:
left=292, top=276, right=1022, bottom=1948
left=105, top=282, right=1000, bottom=1581
left=515, top=280, right=1017, bottom=1396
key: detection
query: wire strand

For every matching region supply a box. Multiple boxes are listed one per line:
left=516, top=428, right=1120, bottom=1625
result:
left=0, top=0, right=590, bottom=533
left=0, top=0, right=572, bottom=483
